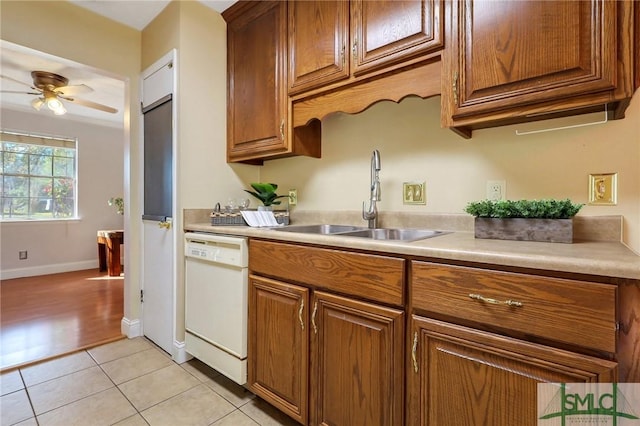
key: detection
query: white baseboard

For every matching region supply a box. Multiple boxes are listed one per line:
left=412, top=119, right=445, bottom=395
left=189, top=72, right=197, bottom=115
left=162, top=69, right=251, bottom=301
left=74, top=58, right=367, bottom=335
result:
left=121, top=317, right=142, bottom=338
left=1, top=260, right=98, bottom=280
left=172, top=340, right=193, bottom=364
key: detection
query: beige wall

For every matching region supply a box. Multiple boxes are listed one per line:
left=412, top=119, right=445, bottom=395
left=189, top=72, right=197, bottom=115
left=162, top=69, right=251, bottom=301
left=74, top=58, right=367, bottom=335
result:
left=262, top=94, right=640, bottom=253
left=174, top=1, right=258, bottom=210
left=1, top=1, right=142, bottom=322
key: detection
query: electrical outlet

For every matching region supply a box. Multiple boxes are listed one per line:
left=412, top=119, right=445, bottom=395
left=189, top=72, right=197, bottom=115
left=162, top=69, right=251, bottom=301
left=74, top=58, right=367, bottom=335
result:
left=486, top=180, right=506, bottom=201
left=288, top=189, right=298, bottom=206
left=19, top=250, right=28, bottom=260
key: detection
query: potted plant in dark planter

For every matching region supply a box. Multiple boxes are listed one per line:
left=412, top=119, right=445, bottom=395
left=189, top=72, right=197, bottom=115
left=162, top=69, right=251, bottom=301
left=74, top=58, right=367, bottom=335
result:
left=464, top=199, right=583, bottom=243
left=244, top=182, right=288, bottom=210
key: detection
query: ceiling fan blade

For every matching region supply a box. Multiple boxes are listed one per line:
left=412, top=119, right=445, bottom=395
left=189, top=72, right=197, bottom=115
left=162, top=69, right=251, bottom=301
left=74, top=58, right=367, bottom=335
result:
left=55, top=84, right=93, bottom=96
left=0, top=74, right=38, bottom=90
left=0, top=90, right=41, bottom=95
left=63, top=96, right=118, bottom=114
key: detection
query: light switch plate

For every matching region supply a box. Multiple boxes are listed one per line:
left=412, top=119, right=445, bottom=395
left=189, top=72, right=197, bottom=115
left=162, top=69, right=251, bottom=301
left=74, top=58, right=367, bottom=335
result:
left=588, top=173, right=617, bottom=205
left=403, top=182, right=426, bottom=205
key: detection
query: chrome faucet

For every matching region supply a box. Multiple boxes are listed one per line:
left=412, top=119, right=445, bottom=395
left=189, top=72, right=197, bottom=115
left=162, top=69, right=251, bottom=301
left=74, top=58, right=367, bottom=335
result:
left=362, top=149, right=381, bottom=229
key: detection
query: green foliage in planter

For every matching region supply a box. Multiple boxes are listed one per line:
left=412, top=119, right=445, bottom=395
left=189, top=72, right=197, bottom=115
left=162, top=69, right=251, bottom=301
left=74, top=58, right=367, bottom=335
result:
left=244, top=182, right=288, bottom=207
left=108, top=197, right=124, bottom=215
left=464, top=199, right=583, bottom=219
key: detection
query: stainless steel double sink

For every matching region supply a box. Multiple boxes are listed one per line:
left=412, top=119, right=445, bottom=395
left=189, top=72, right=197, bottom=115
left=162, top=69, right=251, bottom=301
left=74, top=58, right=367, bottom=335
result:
left=272, top=224, right=449, bottom=242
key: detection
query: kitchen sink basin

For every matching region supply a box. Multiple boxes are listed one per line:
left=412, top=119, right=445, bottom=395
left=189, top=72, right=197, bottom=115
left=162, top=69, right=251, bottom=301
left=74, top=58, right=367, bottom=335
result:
left=338, top=228, right=449, bottom=242
left=273, top=224, right=366, bottom=234
left=273, top=224, right=449, bottom=242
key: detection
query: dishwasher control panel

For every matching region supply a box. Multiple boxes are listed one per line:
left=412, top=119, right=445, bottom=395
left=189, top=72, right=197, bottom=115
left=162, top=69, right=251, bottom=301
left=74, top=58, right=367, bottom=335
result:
left=184, top=233, right=248, bottom=268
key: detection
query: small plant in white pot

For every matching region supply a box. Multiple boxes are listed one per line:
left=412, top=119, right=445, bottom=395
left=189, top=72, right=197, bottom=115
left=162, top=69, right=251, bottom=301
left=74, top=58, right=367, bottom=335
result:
left=244, top=183, right=288, bottom=211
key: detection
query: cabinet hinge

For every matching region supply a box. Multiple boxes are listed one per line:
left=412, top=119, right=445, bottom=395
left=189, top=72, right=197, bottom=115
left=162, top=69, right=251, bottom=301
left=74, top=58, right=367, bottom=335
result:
left=140, top=289, right=144, bottom=303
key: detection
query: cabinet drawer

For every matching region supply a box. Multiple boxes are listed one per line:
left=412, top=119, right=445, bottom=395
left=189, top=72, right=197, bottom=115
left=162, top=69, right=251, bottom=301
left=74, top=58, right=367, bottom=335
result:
left=250, top=240, right=405, bottom=306
left=411, top=262, right=617, bottom=353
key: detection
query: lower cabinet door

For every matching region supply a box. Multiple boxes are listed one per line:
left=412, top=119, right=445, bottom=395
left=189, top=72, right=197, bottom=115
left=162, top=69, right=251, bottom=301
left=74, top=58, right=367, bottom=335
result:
left=248, top=275, right=310, bottom=424
left=311, top=291, right=405, bottom=426
left=407, top=316, right=618, bottom=426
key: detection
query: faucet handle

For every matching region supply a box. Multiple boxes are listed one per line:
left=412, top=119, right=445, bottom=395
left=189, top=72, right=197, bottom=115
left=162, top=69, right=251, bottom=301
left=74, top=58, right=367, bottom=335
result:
left=362, top=201, right=372, bottom=220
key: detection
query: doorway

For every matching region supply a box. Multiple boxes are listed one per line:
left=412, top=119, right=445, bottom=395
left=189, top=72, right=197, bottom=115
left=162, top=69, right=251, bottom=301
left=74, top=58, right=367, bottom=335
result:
left=0, top=41, right=128, bottom=368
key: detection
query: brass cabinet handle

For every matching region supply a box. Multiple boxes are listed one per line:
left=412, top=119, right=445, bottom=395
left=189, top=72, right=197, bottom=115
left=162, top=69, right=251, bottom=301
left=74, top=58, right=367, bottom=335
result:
left=298, top=299, right=304, bottom=331
left=453, top=71, right=459, bottom=106
left=158, top=221, right=171, bottom=229
left=352, top=38, right=357, bottom=60
left=279, top=120, right=285, bottom=141
left=311, top=301, right=318, bottom=334
left=469, top=293, right=523, bottom=307
left=412, top=331, right=419, bottom=373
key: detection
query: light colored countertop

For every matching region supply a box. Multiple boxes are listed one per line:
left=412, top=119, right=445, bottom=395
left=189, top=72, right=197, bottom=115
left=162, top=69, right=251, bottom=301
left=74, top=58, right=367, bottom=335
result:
left=184, top=221, right=640, bottom=281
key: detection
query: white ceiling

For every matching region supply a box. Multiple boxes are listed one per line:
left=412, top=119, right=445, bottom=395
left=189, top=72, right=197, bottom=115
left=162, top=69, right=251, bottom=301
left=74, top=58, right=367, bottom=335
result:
left=0, top=1, right=235, bottom=127
left=69, top=0, right=236, bottom=31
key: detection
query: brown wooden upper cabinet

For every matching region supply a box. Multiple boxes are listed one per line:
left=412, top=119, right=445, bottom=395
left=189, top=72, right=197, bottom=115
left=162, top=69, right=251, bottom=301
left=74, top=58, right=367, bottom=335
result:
left=223, top=1, right=321, bottom=164
left=288, top=0, right=444, bottom=96
left=442, top=0, right=637, bottom=137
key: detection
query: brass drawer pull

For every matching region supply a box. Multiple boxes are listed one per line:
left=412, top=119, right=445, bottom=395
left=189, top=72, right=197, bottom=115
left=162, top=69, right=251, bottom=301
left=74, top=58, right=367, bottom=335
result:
left=311, top=301, right=318, bottom=334
left=298, top=299, right=304, bottom=331
left=469, top=293, right=523, bottom=307
left=453, top=71, right=459, bottom=106
left=412, top=331, right=419, bottom=373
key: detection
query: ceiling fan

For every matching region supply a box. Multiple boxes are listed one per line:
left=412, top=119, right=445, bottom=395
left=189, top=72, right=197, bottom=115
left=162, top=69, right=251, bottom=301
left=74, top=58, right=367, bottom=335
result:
left=0, top=71, right=118, bottom=115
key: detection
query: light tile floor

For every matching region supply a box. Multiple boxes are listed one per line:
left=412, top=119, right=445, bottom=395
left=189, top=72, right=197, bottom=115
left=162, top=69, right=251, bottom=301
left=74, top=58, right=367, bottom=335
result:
left=1, top=337, right=299, bottom=426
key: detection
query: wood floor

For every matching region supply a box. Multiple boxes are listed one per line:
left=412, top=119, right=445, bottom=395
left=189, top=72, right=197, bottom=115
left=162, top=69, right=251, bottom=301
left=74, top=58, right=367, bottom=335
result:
left=0, top=269, right=124, bottom=372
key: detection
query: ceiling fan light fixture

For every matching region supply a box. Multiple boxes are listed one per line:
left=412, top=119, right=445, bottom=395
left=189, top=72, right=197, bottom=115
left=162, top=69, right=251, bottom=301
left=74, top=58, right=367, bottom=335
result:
left=43, top=92, right=66, bottom=115
left=31, top=97, right=45, bottom=111
left=52, top=103, right=67, bottom=115
left=2, top=70, right=115, bottom=116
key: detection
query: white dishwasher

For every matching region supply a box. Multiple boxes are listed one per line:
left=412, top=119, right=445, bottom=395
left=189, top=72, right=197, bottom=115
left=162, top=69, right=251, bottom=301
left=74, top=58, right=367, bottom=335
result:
left=184, top=232, right=248, bottom=385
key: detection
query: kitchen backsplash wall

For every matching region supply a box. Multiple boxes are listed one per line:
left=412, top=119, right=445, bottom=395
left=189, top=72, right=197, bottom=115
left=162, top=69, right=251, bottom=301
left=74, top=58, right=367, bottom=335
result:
left=261, top=95, right=640, bottom=252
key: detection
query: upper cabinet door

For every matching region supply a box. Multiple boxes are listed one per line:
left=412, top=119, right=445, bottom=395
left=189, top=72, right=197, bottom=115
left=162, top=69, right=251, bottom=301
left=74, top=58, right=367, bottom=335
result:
left=449, top=0, right=617, bottom=119
left=226, top=1, right=288, bottom=162
left=351, top=0, right=444, bottom=76
left=288, top=1, right=350, bottom=95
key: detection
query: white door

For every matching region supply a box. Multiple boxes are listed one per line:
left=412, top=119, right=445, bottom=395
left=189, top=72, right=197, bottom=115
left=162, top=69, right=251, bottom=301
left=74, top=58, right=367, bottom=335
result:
left=141, top=52, right=176, bottom=355
left=142, top=219, right=173, bottom=353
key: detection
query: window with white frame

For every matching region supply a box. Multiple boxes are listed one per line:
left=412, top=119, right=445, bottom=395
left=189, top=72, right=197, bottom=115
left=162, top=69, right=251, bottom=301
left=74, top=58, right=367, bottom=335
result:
left=1, top=130, right=78, bottom=220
